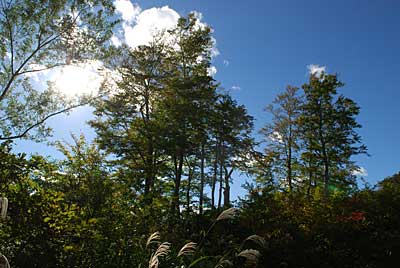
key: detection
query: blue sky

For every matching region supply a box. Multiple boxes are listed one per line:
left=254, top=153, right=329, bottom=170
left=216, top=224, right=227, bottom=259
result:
left=15, top=0, right=400, bottom=199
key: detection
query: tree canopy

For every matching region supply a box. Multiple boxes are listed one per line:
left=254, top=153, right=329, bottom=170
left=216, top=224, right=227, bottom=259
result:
left=0, top=0, right=116, bottom=141
left=0, top=3, right=398, bottom=268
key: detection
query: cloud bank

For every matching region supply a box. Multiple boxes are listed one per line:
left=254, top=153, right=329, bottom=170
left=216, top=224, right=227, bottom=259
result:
left=307, top=64, right=326, bottom=77
left=112, top=1, right=219, bottom=74
left=26, top=1, right=220, bottom=101
left=114, top=0, right=141, bottom=22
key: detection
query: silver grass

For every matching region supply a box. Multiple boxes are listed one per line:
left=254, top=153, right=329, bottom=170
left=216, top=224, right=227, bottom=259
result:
left=177, top=242, right=197, bottom=257
left=0, top=197, right=8, bottom=220
left=238, top=249, right=261, bottom=267
left=216, top=207, right=239, bottom=221
left=148, top=242, right=171, bottom=268
left=244, top=235, right=267, bottom=248
left=0, top=254, right=10, bottom=268
left=146, top=231, right=161, bottom=248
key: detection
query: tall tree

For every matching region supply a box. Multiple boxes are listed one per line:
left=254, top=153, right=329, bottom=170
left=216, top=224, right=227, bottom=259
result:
left=158, top=14, right=218, bottom=216
left=210, top=93, right=253, bottom=208
left=91, top=14, right=218, bottom=217
left=300, top=73, right=367, bottom=198
left=261, top=86, right=302, bottom=194
left=90, top=38, right=167, bottom=200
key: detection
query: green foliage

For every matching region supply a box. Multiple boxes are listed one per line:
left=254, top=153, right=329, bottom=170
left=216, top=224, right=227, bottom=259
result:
left=90, top=13, right=254, bottom=220
left=300, top=73, right=367, bottom=197
left=0, top=3, right=397, bottom=268
left=239, top=183, right=400, bottom=267
left=259, top=73, right=367, bottom=199
left=261, top=85, right=302, bottom=193
left=0, top=0, right=117, bottom=141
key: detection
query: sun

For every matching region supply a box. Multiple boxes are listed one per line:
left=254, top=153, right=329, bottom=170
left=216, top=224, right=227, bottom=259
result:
left=52, top=61, right=104, bottom=97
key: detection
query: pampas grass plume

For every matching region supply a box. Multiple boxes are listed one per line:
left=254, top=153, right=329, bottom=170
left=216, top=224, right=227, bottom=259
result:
left=177, top=242, right=196, bottom=257
left=216, top=207, right=238, bottom=221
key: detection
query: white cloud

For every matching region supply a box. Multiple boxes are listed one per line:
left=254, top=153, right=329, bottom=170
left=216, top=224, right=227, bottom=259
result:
left=210, top=37, right=220, bottom=58
left=352, top=167, right=368, bottom=177
left=307, top=64, right=326, bottom=77
left=231, top=85, right=241, bottom=91
left=114, top=0, right=141, bottom=23
left=112, top=3, right=219, bottom=59
left=24, top=4, right=222, bottom=102
left=223, top=60, right=230, bottom=66
left=207, top=66, right=217, bottom=76
left=123, top=6, right=180, bottom=48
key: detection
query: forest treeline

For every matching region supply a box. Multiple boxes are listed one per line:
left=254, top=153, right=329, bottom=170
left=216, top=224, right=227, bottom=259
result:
left=0, top=1, right=399, bottom=267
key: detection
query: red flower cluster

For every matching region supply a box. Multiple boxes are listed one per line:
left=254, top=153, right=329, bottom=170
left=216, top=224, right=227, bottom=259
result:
left=337, top=211, right=365, bottom=222
left=350, top=212, right=365, bottom=221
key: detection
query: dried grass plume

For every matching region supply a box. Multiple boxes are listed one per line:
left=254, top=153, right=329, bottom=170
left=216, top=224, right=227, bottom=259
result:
left=0, top=197, right=8, bottom=220
left=148, top=242, right=171, bottom=268
left=238, top=249, right=261, bottom=267
left=177, top=242, right=197, bottom=257
left=0, top=254, right=10, bottom=268
left=216, top=207, right=239, bottom=221
left=244, top=234, right=267, bottom=249
left=146, top=231, right=161, bottom=248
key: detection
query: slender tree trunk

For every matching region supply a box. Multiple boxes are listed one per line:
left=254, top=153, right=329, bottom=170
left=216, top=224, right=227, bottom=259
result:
left=144, top=144, right=154, bottom=201
left=323, top=153, right=330, bottom=199
left=223, top=167, right=233, bottom=208
left=171, top=151, right=184, bottom=217
left=321, top=139, right=330, bottom=199
left=307, top=159, right=313, bottom=200
left=144, top=88, right=153, bottom=197
left=211, top=143, right=218, bottom=209
left=318, top=103, right=330, bottom=199
left=186, top=163, right=192, bottom=216
left=199, top=143, right=205, bottom=214
left=288, top=149, right=293, bottom=193
left=287, top=126, right=293, bottom=195
left=218, top=160, right=223, bottom=209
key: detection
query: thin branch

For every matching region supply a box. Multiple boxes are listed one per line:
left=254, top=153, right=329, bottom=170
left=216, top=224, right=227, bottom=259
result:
left=0, top=97, right=96, bottom=141
left=18, top=63, right=66, bottom=75
left=5, top=12, right=13, bottom=72
left=0, top=34, right=59, bottom=102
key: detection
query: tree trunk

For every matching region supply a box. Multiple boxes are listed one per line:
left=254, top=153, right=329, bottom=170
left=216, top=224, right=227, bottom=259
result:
left=144, top=87, right=154, bottom=198
left=211, top=143, right=218, bottom=210
left=321, top=137, right=330, bottom=199
left=323, top=154, right=330, bottom=199
left=186, top=163, right=192, bottom=216
left=317, top=102, right=330, bottom=199
left=307, top=159, right=313, bottom=200
left=199, top=143, right=205, bottom=214
left=218, top=160, right=223, bottom=209
left=171, top=152, right=184, bottom=217
left=287, top=143, right=293, bottom=194
left=144, top=146, right=154, bottom=202
left=223, top=167, right=233, bottom=208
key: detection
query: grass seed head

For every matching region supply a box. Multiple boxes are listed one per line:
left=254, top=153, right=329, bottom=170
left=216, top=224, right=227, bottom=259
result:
left=0, top=197, right=8, bottom=220
left=146, top=231, right=161, bottom=248
left=238, top=249, right=261, bottom=267
left=244, top=234, right=267, bottom=249
left=148, top=242, right=171, bottom=268
left=177, top=242, right=197, bottom=257
left=216, top=207, right=239, bottom=221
